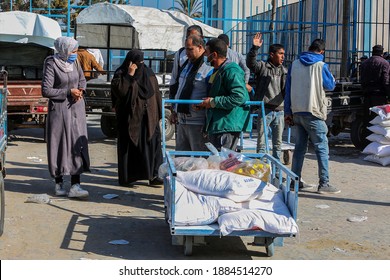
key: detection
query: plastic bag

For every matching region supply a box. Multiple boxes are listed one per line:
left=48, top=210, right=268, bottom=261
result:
left=158, top=157, right=209, bottom=179
left=229, top=158, right=271, bottom=182
left=207, top=155, right=222, bottom=169
left=220, top=147, right=248, bottom=161
left=205, top=142, right=238, bottom=169
left=175, top=157, right=209, bottom=171
left=205, top=142, right=219, bottom=155
left=219, top=154, right=242, bottom=170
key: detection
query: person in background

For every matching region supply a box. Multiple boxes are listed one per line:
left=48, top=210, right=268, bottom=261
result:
left=172, top=35, right=212, bottom=151
left=77, top=47, right=105, bottom=80
left=42, top=36, right=90, bottom=198
left=350, top=55, right=368, bottom=82
left=87, top=48, right=104, bottom=68
left=169, top=25, right=203, bottom=99
left=198, top=38, right=250, bottom=151
left=217, top=33, right=252, bottom=93
left=383, top=51, right=390, bottom=62
left=360, top=45, right=390, bottom=148
left=284, top=38, right=340, bottom=194
left=246, top=32, right=287, bottom=161
left=111, top=50, right=163, bottom=186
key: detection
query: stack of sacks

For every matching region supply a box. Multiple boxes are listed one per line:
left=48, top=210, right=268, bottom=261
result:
left=363, top=104, right=390, bottom=166
left=170, top=169, right=298, bottom=236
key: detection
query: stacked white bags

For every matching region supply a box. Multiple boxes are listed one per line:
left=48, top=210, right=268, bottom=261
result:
left=363, top=104, right=390, bottom=166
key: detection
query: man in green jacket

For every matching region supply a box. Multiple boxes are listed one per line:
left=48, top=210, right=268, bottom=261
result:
left=198, top=38, right=250, bottom=150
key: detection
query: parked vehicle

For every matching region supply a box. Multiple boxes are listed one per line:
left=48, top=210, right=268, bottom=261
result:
left=325, top=81, right=366, bottom=150
left=0, top=11, right=62, bottom=133
left=75, top=3, right=222, bottom=139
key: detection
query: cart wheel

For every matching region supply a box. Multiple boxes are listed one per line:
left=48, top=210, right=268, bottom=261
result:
left=265, top=237, right=274, bottom=257
left=184, top=236, right=193, bottom=256
left=100, top=115, right=117, bottom=138
left=351, top=116, right=369, bottom=151
left=160, top=108, right=175, bottom=141
left=0, top=173, right=5, bottom=236
left=283, top=150, right=292, bottom=165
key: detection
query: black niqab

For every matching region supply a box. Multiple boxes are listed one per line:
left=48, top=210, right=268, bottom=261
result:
left=115, top=49, right=154, bottom=99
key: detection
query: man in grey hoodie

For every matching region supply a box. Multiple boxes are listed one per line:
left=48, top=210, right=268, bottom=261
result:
left=285, top=39, right=340, bottom=194
left=246, top=32, right=286, bottom=162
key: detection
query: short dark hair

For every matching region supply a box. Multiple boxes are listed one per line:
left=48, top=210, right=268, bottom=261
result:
left=217, top=34, right=229, bottom=46
left=206, top=38, right=227, bottom=58
left=308, top=39, right=326, bottom=52
left=186, top=35, right=205, bottom=48
left=186, top=25, right=203, bottom=38
left=269, top=44, right=284, bottom=54
left=372, top=45, right=384, bottom=56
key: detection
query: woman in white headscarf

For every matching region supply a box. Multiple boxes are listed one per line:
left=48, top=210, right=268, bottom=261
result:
left=42, top=36, right=90, bottom=198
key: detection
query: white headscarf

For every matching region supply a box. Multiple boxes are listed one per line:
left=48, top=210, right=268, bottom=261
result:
left=53, top=36, right=79, bottom=73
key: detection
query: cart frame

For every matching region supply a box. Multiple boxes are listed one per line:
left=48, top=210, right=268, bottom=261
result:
left=161, top=100, right=299, bottom=256
left=165, top=151, right=299, bottom=256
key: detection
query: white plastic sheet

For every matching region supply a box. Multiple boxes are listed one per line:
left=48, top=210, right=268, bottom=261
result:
left=75, top=3, right=223, bottom=51
left=0, top=11, right=62, bottom=49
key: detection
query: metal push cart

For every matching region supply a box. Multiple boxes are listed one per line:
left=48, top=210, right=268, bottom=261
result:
left=161, top=100, right=299, bottom=256
left=0, top=67, right=8, bottom=236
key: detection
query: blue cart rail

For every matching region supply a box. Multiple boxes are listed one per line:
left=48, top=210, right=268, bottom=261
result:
left=0, top=67, right=8, bottom=236
left=161, top=100, right=299, bottom=256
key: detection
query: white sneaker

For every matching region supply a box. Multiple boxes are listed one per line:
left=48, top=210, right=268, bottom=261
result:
left=55, top=183, right=67, bottom=196
left=68, top=184, right=89, bottom=198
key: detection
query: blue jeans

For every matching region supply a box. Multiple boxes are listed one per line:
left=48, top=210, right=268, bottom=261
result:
left=257, top=109, right=284, bottom=161
left=291, top=114, right=329, bottom=184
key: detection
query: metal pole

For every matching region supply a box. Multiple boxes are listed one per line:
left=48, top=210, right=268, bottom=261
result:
left=340, top=0, right=351, bottom=78
left=67, top=0, right=71, bottom=37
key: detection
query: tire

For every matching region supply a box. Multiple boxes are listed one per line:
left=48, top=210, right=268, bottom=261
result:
left=100, top=115, right=117, bottom=138
left=160, top=108, right=175, bottom=141
left=351, top=117, right=369, bottom=151
left=0, top=173, right=5, bottom=237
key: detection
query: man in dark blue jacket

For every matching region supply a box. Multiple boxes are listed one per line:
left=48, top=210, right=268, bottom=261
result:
left=360, top=45, right=390, bottom=149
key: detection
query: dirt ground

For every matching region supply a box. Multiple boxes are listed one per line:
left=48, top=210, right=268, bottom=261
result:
left=0, top=116, right=389, bottom=260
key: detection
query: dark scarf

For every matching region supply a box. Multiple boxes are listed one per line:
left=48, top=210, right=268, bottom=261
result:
left=115, top=49, right=154, bottom=99
left=177, top=54, right=205, bottom=114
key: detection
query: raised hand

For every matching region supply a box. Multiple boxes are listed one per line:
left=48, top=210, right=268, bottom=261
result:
left=128, top=62, right=138, bottom=76
left=253, top=32, right=263, bottom=47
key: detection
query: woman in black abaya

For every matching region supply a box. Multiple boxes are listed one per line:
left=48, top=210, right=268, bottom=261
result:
left=111, top=50, right=163, bottom=186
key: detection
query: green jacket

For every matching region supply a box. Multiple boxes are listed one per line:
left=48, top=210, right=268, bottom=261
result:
left=205, top=61, right=250, bottom=134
